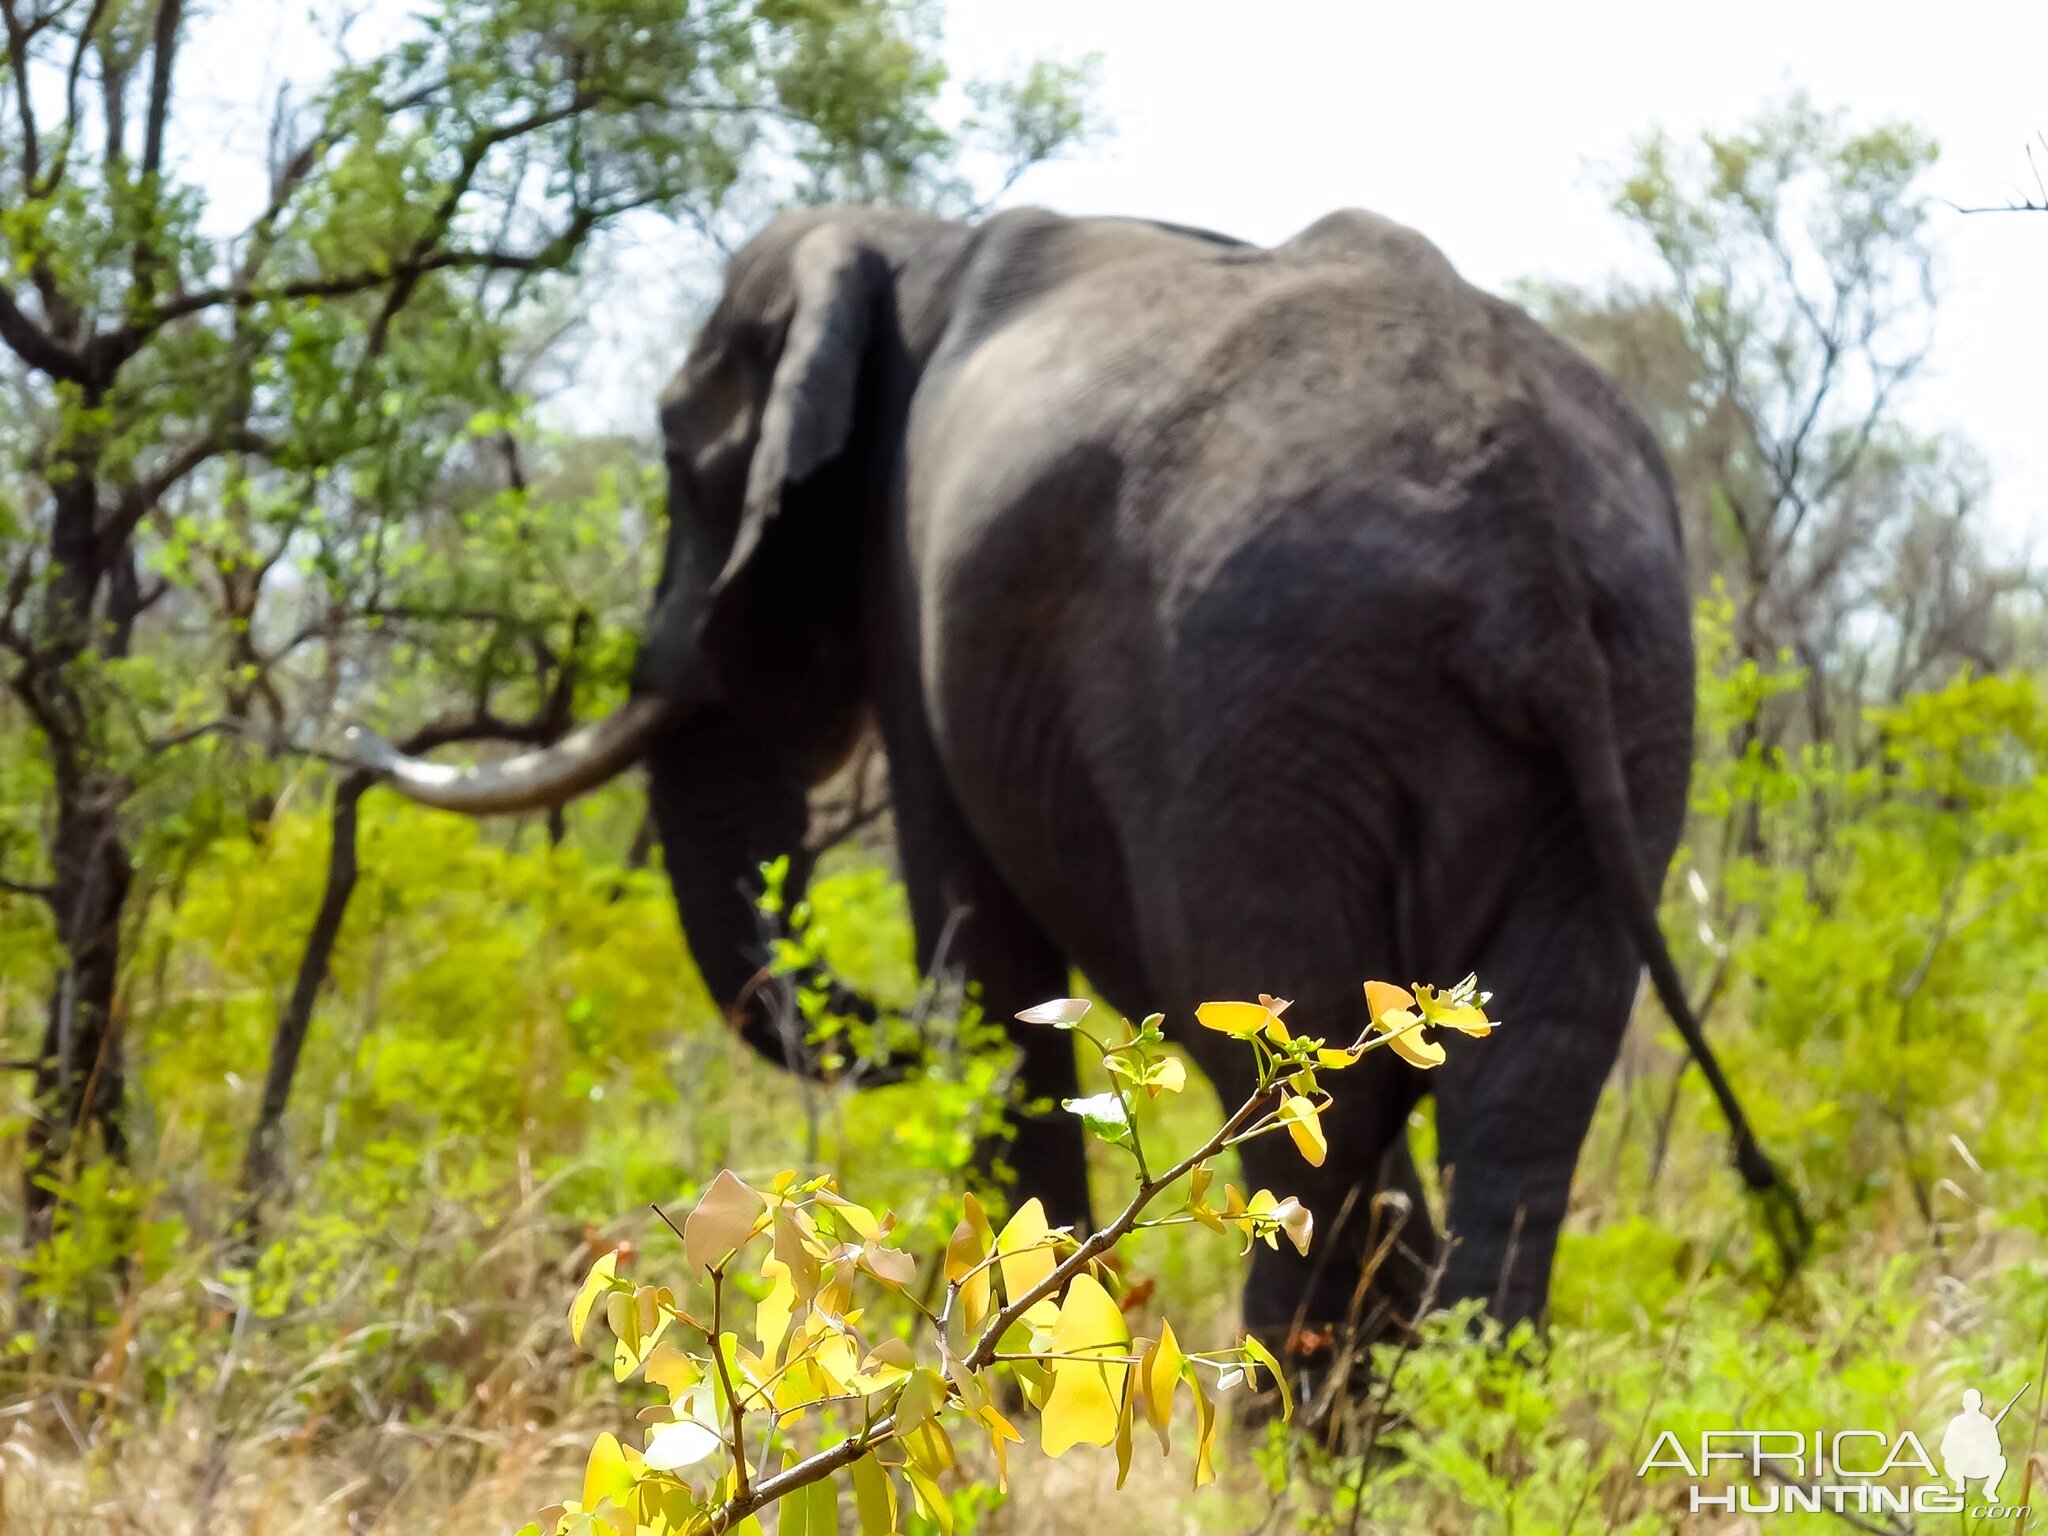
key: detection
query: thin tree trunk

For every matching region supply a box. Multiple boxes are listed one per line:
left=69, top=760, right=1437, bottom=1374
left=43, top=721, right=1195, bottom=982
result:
left=237, top=770, right=369, bottom=1216
left=24, top=790, right=134, bottom=1249
left=235, top=713, right=565, bottom=1228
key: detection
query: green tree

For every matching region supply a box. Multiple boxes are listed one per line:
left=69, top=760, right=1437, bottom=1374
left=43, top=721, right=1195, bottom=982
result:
left=1527, top=96, right=2034, bottom=763
left=0, top=0, right=1092, bottom=1254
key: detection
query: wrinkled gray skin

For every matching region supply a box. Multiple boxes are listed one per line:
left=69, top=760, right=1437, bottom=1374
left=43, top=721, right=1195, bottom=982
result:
left=362, top=202, right=1803, bottom=1333
left=634, top=202, right=1706, bottom=1335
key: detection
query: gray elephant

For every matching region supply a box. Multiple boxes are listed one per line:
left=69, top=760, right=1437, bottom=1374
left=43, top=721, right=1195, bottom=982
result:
left=352, top=204, right=1799, bottom=1335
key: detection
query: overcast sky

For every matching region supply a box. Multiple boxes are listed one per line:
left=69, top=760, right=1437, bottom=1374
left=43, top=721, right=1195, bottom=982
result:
left=207, top=0, right=2047, bottom=543
left=936, top=0, right=2047, bottom=543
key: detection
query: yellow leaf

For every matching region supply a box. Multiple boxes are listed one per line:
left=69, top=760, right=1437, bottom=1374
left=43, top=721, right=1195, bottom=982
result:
left=1006, top=1343, right=1053, bottom=1410
left=995, top=1198, right=1056, bottom=1306
left=1040, top=1274, right=1131, bottom=1456
left=614, top=1308, right=672, bottom=1383
left=1142, top=1319, right=1184, bottom=1452
left=1195, top=1000, right=1272, bottom=1037
left=1219, top=1184, right=1261, bottom=1253
left=1241, top=1334, right=1295, bottom=1422
left=946, top=1195, right=994, bottom=1334
left=944, top=1194, right=990, bottom=1283
left=633, top=1478, right=700, bottom=1535
left=569, top=1249, right=618, bottom=1347
left=858, top=1336, right=915, bottom=1390
left=978, top=1404, right=1024, bottom=1490
left=772, top=1353, right=828, bottom=1413
left=774, top=1205, right=822, bottom=1300
left=642, top=1342, right=700, bottom=1400
left=604, top=1291, right=657, bottom=1383
left=902, top=1417, right=956, bottom=1478
left=1278, top=1095, right=1328, bottom=1167
left=942, top=1351, right=987, bottom=1417
left=861, top=1241, right=916, bottom=1288
left=1146, top=1055, right=1187, bottom=1096
left=895, top=1367, right=945, bottom=1432
left=810, top=1330, right=860, bottom=1394
left=756, top=1258, right=796, bottom=1361
left=1185, top=1164, right=1222, bottom=1231
left=581, top=1432, right=634, bottom=1511
left=1428, top=1001, right=1494, bottom=1035
left=1257, top=994, right=1294, bottom=1043
left=1114, top=1377, right=1136, bottom=1488
left=815, top=1259, right=855, bottom=1320
left=816, top=1190, right=882, bottom=1242
left=1244, top=1189, right=1284, bottom=1250
left=903, top=1465, right=951, bottom=1536
left=850, top=1452, right=897, bottom=1536
left=1363, top=980, right=1417, bottom=1022
left=607, top=1287, right=672, bottom=1383
left=1191, top=1375, right=1218, bottom=1489
left=683, top=1170, right=762, bottom=1275
left=1375, top=1008, right=1446, bottom=1068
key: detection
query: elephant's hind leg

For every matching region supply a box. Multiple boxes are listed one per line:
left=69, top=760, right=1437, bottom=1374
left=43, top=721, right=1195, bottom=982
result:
left=1233, top=1045, right=1434, bottom=1345
left=1428, top=816, right=1640, bottom=1324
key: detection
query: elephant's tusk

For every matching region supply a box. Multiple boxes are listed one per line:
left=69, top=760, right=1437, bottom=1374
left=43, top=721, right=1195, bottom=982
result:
left=346, top=694, right=676, bottom=815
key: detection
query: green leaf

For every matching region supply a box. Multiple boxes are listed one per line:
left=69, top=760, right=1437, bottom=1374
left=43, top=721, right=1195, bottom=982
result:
left=779, top=1454, right=840, bottom=1536
left=1061, top=1090, right=1132, bottom=1145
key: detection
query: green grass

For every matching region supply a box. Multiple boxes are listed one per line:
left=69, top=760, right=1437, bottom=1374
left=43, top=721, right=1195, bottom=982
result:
left=5, top=668, right=2047, bottom=1534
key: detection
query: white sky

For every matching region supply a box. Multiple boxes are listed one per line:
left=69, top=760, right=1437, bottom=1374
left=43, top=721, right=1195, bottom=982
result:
left=937, top=0, right=2048, bottom=544
left=202, top=0, right=2048, bottom=543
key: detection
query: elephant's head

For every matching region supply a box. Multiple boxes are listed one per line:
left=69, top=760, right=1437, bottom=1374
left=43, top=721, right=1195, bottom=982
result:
left=350, top=206, right=969, bottom=1040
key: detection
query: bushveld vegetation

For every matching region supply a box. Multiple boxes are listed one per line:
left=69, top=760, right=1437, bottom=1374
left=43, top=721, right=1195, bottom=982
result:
left=0, top=2, right=2042, bottom=1529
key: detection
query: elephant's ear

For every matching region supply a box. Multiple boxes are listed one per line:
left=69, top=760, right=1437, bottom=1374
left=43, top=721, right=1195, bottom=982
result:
left=712, top=226, right=883, bottom=595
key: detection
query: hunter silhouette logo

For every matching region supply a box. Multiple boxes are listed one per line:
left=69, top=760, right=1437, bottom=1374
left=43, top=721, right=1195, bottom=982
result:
left=1638, top=1374, right=2037, bottom=1520
left=1941, top=1384, right=2029, bottom=1500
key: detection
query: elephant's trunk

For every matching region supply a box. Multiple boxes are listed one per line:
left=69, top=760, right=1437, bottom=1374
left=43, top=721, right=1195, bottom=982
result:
left=346, top=695, right=675, bottom=815
left=646, top=708, right=910, bottom=1084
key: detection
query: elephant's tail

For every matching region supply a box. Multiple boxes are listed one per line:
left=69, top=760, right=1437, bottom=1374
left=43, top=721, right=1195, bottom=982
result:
left=1557, top=676, right=1814, bottom=1273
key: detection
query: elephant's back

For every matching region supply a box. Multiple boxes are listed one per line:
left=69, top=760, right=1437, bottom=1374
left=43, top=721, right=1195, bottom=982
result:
left=907, top=215, right=1693, bottom=1003
left=914, top=224, right=1686, bottom=682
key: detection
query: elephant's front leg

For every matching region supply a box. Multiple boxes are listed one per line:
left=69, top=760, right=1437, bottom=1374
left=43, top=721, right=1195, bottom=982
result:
left=882, top=717, right=1092, bottom=1231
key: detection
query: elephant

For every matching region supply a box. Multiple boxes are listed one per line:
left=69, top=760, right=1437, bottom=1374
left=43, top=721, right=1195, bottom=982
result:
left=350, top=203, right=1801, bottom=1336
